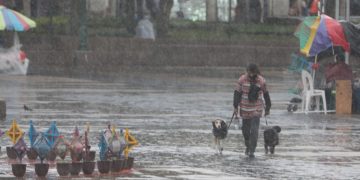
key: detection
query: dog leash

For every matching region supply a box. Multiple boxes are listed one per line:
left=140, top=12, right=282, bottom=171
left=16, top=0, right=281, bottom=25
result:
left=227, top=111, right=237, bottom=129
left=265, top=114, right=268, bottom=126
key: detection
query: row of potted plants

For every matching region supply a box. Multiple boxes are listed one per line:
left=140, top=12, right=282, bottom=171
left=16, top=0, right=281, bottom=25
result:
left=3, top=120, right=138, bottom=178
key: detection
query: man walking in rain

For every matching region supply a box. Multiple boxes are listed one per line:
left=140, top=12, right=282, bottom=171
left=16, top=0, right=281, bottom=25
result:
left=233, top=63, right=271, bottom=158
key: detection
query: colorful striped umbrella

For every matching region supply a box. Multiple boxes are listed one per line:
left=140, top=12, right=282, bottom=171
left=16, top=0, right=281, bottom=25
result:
left=0, top=5, right=36, bottom=31
left=295, top=14, right=350, bottom=57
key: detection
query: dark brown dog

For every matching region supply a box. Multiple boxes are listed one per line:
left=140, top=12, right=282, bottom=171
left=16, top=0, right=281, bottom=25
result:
left=264, top=126, right=281, bottom=154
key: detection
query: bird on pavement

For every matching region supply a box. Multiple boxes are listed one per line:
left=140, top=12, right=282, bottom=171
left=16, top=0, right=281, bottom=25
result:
left=24, top=105, right=33, bottom=111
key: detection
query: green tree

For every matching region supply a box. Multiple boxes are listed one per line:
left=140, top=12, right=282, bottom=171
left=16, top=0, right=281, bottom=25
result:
left=154, top=0, right=173, bottom=37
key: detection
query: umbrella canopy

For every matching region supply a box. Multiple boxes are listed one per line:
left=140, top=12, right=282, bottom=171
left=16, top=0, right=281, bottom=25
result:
left=98, top=133, right=108, bottom=161
left=0, top=5, right=36, bottom=31
left=44, top=121, right=60, bottom=148
left=33, top=133, right=51, bottom=163
left=6, top=119, right=23, bottom=144
left=295, top=14, right=350, bottom=57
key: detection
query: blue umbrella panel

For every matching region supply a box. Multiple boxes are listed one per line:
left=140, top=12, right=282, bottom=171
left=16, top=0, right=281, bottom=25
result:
left=33, top=133, right=51, bottom=163
left=44, top=121, right=59, bottom=148
left=98, top=133, right=108, bottom=161
left=28, top=120, right=38, bottom=147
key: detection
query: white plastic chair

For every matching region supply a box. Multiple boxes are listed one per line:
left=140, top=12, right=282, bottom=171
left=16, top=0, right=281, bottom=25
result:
left=301, top=70, right=327, bottom=114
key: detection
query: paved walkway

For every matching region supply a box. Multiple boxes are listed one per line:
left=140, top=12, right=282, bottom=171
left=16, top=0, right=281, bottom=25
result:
left=0, top=68, right=359, bottom=179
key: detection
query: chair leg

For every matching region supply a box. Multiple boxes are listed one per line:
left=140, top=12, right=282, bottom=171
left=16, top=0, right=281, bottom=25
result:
left=315, top=96, right=320, bottom=111
left=321, top=93, right=327, bottom=114
left=301, top=95, right=305, bottom=112
left=305, top=94, right=311, bottom=114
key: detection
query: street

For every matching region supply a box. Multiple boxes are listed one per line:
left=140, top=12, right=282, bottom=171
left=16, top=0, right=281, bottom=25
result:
left=0, top=67, right=359, bottom=179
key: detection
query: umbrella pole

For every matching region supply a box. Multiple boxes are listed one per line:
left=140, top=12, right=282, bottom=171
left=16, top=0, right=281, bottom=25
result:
left=312, top=55, right=317, bottom=87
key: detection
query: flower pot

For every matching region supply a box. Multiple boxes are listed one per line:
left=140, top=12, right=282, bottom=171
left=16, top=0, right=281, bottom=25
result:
left=12, top=163, right=26, bottom=178
left=82, top=161, right=96, bottom=175
left=71, top=151, right=83, bottom=162
left=35, top=163, right=49, bottom=177
left=124, top=157, right=134, bottom=170
left=70, top=162, right=83, bottom=176
left=6, top=147, right=17, bottom=159
left=97, top=160, right=111, bottom=174
left=46, top=149, right=57, bottom=161
left=111, top=159, right=122, bottom=172
left=56, top=162, right=70, bottom=177
left=82, top=151, right=96, bottom=161
left=27, top=148, right=38, bottom=160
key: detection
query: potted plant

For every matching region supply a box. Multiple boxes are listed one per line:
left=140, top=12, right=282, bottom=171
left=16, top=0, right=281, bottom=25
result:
left=55, top=135, right=70, bottom=177
left=5, top=119, right=23, bottom=160
left=123, top=128, right=139, bottom=170
left=82, top=127, right=96, bottom=175
left=44, top=121, right=59, bottom=161
left=11, top=136, right=27, bottom=178
left=69, top=126, right=83, bottom=176
left=109, top=127, right=126, bottom=173
left=97, top=133, right=111, bottom=174
left=33, top=133, right=51, bottom=178
left=6, top=146, right=17, bottom=159
left=27, top=120, right=38, bottom=160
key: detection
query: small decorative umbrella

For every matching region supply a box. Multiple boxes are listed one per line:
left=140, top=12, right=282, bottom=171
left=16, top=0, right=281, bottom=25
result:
left=28, top=120, right=38, bottom=147
left=44, top=121, right=59, bottom=148
left=98, top=133, right=108, bottom=161
left=0, top=5, right=36, bottom=31
left=33, top=133, right=51, bottom=163
left=70, top=126, right=83, bottom=155
left=13, top=134, right=27, bottom=162
left=54, top=135, right=69, bottom=160
left=108, top=129, right=124, bottom=158
left=6, top=119, right=23, bottom=144
left=123, top=128, right=138, bottom=159
left=295, top=14, right=350, bottom=57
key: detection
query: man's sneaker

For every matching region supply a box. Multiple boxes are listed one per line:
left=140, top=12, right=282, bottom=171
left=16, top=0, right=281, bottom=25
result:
left=249, top=152, right=255, bottom=158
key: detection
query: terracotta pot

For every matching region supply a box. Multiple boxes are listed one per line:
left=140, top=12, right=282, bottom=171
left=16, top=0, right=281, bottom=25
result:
left=6, top=147, right=17, bottom=159
left=83, top=151, right=96, bottom=161
left=97, top=160, right=111, bottom=174
left=56, top=162, right=70, bottom=177
left=70, top=151, right=83, bottom=162
left=35, top=163, right=49, bottom=177
left=46, top=149, right=57, bottom=161
left=124, top=157, right=134, bottom=170
left=12, top=163, right=26, bottom=178
left=111, top=159, right=122, bottom=172
left=82, top=161, right=96, bottom=175
left=27, top=148, right=38, bottom=160
left=70, top=162, right=83, bottom=176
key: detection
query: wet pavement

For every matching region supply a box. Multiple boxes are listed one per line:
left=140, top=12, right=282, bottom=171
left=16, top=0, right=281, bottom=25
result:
left=0, top=67, right=360, bottom=179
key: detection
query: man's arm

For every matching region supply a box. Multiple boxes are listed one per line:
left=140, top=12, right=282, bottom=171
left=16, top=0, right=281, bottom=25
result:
left=263, top=91, right=271, bottom=115
left=233, top=90, right=242, bottom=109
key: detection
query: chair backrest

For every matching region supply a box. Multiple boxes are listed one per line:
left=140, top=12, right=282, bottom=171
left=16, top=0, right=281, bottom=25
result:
left=301, top=70, right=314, bottom=93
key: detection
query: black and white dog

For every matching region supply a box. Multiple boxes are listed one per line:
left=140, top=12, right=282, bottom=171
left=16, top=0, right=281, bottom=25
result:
left=212, top=119, right=228, bottom=155
left=264, top=126, right=281, bottom=154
